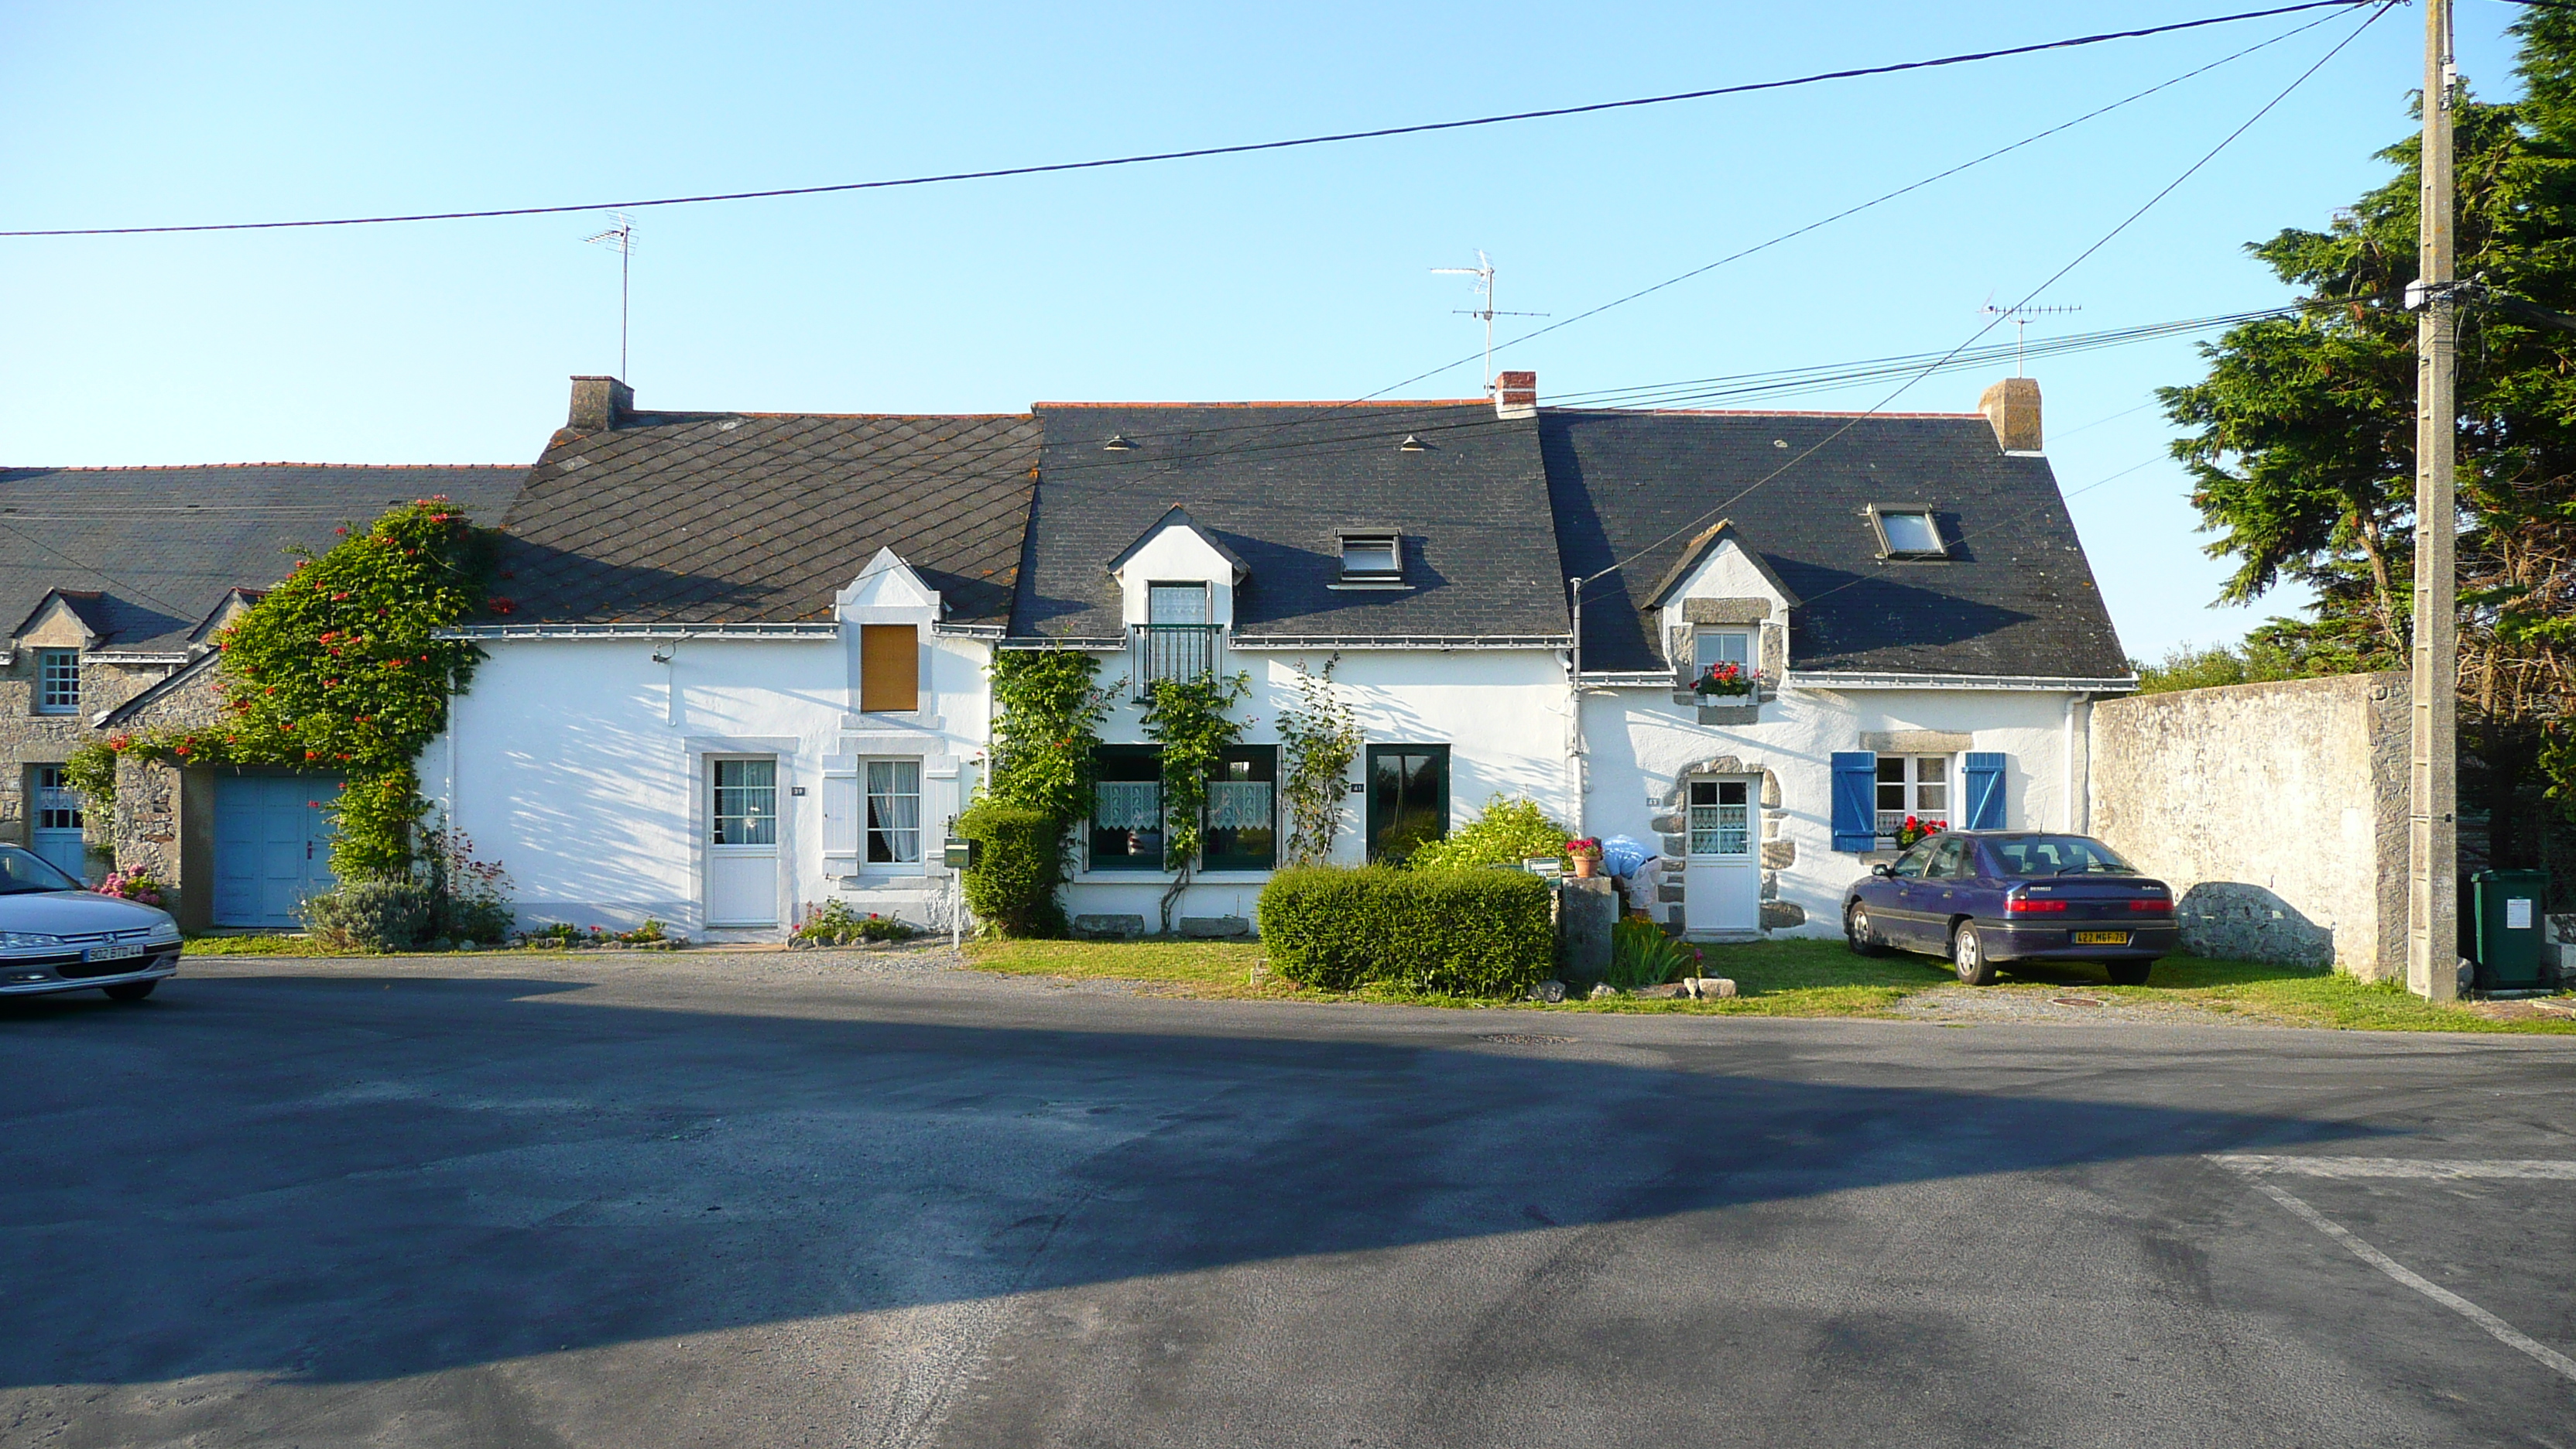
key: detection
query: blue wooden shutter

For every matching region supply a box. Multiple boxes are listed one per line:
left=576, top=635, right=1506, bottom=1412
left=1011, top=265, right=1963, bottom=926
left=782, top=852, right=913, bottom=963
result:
left=1963, top=752, right=2007, bottom=830
left=1831, top=752, right=1877, bottom=851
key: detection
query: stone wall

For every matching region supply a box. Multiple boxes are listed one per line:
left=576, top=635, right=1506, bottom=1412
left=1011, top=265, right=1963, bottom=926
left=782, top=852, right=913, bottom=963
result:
left=106, top=662, right=231, bottom=930
left=2088, top=673, right=2406, bottom=979
left=0, top=652, right=173, bottom=875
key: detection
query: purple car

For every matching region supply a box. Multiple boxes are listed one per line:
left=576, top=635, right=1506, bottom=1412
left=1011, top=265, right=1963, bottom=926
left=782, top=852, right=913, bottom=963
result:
left=1842, top=831, right=2178, bottom=985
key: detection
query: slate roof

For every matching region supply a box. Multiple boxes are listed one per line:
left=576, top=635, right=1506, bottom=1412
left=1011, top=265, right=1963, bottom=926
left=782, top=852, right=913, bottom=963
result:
left=498, top=411, right=1040, bottom=626
left=1016, top=403, right=1570, bottom=642
left=1540, top=409, right=2128, bottom=677
left=0, top=464, right=528, bottom=655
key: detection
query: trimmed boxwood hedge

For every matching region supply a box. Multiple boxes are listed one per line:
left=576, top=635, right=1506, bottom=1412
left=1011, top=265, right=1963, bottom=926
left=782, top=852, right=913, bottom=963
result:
left=957, top=799, right=1067, bottom=938
left=1257, top=865, right=1553, bottom=996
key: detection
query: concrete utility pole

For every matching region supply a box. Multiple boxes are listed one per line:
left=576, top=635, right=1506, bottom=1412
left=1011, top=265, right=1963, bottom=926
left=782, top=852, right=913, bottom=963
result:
left=2406, top=0, right=2460, bottom=1002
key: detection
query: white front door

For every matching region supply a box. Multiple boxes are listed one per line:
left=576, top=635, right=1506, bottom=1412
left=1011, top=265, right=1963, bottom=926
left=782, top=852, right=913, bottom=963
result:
left=706, top=756, right=779, bottom=927
left=1683, top=776, right=1759, bottom=934
left=31, top=766, right=87, bottom=883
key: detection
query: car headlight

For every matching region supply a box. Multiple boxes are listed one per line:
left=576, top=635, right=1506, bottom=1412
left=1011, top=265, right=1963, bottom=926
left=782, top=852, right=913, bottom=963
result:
left=147, top=920, right=180, bottom=942
left=0, top=931, right=66, bottom=949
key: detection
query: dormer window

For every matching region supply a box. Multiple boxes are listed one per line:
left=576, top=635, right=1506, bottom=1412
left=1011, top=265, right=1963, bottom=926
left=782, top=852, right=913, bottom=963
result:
left=1339, top=533, right=1401, bottom=581
left=1867, top=505, right=1947, bottom=560
left=35, top=649, right=79, bottom=714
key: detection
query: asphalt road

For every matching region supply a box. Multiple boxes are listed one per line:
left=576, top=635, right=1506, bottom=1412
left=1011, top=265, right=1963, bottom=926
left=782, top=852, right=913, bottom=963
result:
left=5, top=950, right=2573, bottom=1448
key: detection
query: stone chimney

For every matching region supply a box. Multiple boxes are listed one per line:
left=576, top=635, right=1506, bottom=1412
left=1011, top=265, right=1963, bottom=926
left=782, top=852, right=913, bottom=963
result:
left=568, top=375, right=634, bottom=433
left=1978, top=376, right=2042, bottom=453
left=1495, top=369, right=1537, bottom=420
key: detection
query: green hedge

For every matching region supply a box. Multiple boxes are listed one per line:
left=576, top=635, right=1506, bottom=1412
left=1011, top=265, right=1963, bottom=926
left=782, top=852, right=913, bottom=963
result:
left=1257, top=865, right=1553, bottom=997
left=957, top=799, right=1067, bottom=938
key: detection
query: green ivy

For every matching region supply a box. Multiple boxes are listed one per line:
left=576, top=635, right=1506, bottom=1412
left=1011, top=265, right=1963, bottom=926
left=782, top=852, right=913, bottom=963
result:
left=102, top=498, right=496, bottom=879
left=62, top=741, right=119, bottom=806
left=985, top=648, right=1111, bottom=835
left=1141, top=670, right=1249, bottom=931
left=1275, top=656, right=1362, bottom=865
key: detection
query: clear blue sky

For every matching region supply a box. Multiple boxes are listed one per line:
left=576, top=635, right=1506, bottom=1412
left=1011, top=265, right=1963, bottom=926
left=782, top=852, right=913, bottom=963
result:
left=0, top=2, right=2530, bottom=659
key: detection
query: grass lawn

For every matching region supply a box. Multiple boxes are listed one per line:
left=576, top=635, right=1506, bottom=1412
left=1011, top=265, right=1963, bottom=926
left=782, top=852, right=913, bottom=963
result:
left=182, top=933, right=356, bottom=957
left=962, top=935, right=2576, bottom=1033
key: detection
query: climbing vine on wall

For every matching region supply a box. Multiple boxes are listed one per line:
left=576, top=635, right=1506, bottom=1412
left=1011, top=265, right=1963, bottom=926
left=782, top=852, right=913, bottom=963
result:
left=1140, top=670, right=1250, bottom=931
left=98, top=498, right=497, bottom=879
left=985, top=647, right=1112, bottom=836
left=1275, top=656, right=1362, bottom=866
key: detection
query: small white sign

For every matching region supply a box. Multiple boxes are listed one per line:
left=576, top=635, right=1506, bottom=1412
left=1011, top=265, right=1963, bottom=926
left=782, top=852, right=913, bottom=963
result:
left=1523, top=858, right=1564, bottom=877
left=2506, top=898, right=2534, bottom=930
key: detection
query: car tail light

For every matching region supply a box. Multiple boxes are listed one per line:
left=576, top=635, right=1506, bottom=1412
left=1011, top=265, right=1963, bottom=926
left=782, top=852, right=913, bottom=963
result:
left=2007, top=897, right=2067, bottom=913
left=2129, top=899, right=2174, bottom=913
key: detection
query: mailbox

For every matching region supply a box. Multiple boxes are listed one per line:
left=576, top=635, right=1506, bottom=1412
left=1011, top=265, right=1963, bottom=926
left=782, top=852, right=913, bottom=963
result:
left=942, top=837, right=980, bottom=872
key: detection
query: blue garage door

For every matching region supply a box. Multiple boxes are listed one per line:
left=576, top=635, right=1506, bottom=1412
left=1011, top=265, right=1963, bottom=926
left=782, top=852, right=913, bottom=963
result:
left=213, top=775, right=343, bottom=928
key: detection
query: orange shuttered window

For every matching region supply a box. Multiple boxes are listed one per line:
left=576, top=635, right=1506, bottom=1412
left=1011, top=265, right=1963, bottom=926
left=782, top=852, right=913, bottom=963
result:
left=860, top=625, right=919, bottom=712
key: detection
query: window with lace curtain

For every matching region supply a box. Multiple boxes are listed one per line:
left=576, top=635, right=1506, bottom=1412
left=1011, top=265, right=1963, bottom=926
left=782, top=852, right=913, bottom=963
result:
left=1202, top=745, right=1276, bottom=871
left=1090, top=745, right=1164, bottom=871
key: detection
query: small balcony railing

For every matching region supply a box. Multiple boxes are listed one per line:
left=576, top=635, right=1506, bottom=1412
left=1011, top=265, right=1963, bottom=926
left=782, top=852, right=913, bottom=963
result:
left=1131, top=624, right=1222, bottom=699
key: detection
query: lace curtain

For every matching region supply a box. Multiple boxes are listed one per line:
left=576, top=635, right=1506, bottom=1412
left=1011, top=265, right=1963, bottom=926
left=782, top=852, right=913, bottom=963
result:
left=1095, top=781, right=1163, bottom=831
left=1206, top=780, right=1273, bottom=830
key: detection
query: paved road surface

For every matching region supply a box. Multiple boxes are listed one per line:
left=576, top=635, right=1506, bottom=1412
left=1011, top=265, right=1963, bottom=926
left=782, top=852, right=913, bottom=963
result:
left=5, top=951, right=2572, bottom=1447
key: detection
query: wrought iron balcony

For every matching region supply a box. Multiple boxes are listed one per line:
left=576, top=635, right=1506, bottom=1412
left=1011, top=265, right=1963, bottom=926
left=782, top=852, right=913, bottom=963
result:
left=1130, top=624, right=1222, bottom=699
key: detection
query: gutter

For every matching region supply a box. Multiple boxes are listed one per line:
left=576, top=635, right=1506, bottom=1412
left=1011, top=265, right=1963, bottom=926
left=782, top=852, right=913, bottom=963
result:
left=1784, top=670, right=2139, bottom=693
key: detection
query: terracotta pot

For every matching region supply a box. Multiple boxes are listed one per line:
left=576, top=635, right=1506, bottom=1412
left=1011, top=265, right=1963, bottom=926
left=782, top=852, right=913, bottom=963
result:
left=1572, top=857, right=1598, bottom=879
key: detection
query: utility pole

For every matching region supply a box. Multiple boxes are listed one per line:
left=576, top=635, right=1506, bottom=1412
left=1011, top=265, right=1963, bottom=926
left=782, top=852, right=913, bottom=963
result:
left=2406, top=0, right=2459, bottom=1002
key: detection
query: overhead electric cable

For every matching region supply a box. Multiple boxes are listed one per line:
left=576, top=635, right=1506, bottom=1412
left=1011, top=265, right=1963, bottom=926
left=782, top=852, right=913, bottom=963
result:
left=0, top=1, right=2375, bottom=238
left=1570, top=0, right=2396, bottom=614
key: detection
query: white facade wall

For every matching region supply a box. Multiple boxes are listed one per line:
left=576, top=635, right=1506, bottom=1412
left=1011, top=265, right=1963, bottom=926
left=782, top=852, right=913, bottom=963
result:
left=1062, top=646, right=1573, bottom=929
left=1581, top=683, right=2089, bottom=937
left=427, top=628, right=991, bottom=939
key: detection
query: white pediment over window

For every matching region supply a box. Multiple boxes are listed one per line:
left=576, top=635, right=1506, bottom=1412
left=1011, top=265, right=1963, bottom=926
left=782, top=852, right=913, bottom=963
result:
left=834, top=548, right=941, bottom=624
left=1643, top=520, right=1800, bottom=678
left=1107, top=505, right=1248, bottom=629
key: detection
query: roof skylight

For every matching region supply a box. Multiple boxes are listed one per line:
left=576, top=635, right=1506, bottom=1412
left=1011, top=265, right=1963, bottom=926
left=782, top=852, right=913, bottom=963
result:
left=1868, top=506, right=1947, bottom=560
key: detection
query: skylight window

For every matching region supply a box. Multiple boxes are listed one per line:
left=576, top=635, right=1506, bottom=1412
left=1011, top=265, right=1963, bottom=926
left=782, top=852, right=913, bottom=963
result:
left=1339, top=533, right=1402, bottom=580
left=1868, top=505, right=1947, bottom=560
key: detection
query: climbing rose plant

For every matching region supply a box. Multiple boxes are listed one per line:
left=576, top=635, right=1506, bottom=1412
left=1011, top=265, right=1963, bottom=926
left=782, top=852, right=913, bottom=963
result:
left=103, top=498, right=498, bottom=878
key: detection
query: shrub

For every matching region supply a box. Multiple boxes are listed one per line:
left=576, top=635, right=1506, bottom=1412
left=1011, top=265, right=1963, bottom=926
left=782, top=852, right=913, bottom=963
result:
left=957, top=799, right=1066, bottom=937
left=301, top=876, right=437, bottom=951
left=1605, top=917, right=1701, bottom=991
left=1258, top=865, right=1553, bottom=997
left=97, top=868, right=168, bottom=909
left=421, top=827, right=514, bottom=944
left=1402, top=796, right=1572, bottom=873
left=793, top=899, right=920, bottom=946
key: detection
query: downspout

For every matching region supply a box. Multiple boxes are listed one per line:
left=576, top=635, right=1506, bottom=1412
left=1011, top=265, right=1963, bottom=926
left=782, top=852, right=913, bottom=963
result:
left=2062, top=692, right=2079, bottom=832
left=1567, top=577, right=1585, bottom=836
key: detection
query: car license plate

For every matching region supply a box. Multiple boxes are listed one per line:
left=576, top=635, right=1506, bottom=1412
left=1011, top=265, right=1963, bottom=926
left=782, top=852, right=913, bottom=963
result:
left=84, top=941, right=142, bottom=963
left=2072, top=930, right=2129, bottom=946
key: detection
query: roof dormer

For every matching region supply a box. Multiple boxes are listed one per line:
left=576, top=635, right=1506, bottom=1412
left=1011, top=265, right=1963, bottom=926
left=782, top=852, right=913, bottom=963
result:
left=1107, top=505, right=1247, bottom=629
left=1643, top=520, right=1797, bottom=687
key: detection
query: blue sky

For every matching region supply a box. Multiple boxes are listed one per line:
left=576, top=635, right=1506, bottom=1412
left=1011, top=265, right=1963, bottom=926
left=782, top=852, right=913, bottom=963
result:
left=0, top=2, right=2530, bottom=659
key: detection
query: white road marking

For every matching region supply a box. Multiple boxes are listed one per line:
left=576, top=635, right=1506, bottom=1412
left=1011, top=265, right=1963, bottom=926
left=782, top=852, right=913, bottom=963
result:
left=2208, top=1159, right=2576, bottom=1386
left=2210, top=1155, right=2576, bottom=1180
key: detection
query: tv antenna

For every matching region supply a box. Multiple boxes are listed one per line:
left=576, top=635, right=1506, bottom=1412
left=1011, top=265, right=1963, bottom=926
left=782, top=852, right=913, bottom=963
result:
left=1432, top=250, right=1547, bottom=391
left=1979, top=296, right=2081, bottom=376
left=584, top=213, right=636, bottom=379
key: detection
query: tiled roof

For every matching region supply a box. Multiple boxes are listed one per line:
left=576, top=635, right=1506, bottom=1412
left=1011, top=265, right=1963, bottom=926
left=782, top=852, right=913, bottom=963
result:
left=1017, top=403, right=1571, bottom=641
left=1540, top=409, right=2128, bottom=677
left=496, top=411, right=1039, bottom=626
left=0, top=464, right=527, bottom=654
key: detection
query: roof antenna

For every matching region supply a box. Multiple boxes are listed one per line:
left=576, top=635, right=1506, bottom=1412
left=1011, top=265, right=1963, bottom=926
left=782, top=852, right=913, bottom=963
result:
left=584, top=213, right=636, bottom=379
left=1432, top=250, right=1547, bottom=394
left=1979, top=296, right=2081, bottom=377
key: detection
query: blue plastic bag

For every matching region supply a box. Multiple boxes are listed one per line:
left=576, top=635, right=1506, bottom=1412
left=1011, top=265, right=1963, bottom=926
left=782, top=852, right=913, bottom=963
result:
left=1598, top=834, right=1649, bottom=880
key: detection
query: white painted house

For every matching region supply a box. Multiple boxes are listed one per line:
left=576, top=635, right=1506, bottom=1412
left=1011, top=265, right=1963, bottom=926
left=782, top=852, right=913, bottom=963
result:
left=436, top=372, right=2131, bottom=944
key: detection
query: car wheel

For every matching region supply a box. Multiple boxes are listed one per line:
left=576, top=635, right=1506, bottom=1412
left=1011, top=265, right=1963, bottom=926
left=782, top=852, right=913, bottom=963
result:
left=101, top=981, right=158, bottom=1002
left=2105, top=961, right=2153, bottom=987
left=1951, top=923, right=1995, bottom=985
left=1845, top=903, right=1887, bottom=957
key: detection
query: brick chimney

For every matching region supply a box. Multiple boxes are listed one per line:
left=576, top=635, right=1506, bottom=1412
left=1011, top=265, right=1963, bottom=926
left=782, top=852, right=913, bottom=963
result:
left=568, top=375, right=634, bottom=433
left=1495, top=369, right=1537, bottom=420
left=1978, top=376, right=2042, bottom=453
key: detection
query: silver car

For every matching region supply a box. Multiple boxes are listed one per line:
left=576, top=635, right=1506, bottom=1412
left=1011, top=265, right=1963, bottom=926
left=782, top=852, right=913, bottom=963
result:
left=0, top=846, right=182, bottom=1002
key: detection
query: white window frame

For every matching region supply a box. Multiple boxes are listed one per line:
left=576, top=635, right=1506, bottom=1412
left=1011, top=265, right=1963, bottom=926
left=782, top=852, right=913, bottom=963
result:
left=862, top=757, right=925, bottom=869
left=1146, top=581, right=1211, bottom=625
left=1874, top=755, right=1951, bottom=842
left=35, top=649, right=79, bottom=714
left=1691, top=629, right=1753, bottom=677
left=1686, top=779, right=1752, bottom=858
left=1338, top=533, right=1401, bottom=581
left=711, top=757, right=779, bottom=847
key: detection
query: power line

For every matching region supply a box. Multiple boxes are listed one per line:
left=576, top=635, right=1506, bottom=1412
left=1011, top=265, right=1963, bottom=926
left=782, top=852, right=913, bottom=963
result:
left=0, top=1, right=2377, bottom=240
left=1571, top=0, right=2396, bottom=610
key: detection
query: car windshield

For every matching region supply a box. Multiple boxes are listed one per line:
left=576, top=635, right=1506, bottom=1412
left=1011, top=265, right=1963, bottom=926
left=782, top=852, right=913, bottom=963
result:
left=0, top=846, right=80, bottom=895
left=1983, top=835, right=2135, bottom=878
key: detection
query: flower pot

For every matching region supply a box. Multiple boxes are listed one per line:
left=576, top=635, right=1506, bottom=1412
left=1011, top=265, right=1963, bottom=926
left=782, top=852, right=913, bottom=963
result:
left=1572, top=858, right=1598, bottom=879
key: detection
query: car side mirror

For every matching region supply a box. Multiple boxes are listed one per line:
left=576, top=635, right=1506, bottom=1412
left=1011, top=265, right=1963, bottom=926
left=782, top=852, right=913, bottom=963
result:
left=1869, top=862, right=1894, bottom=878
